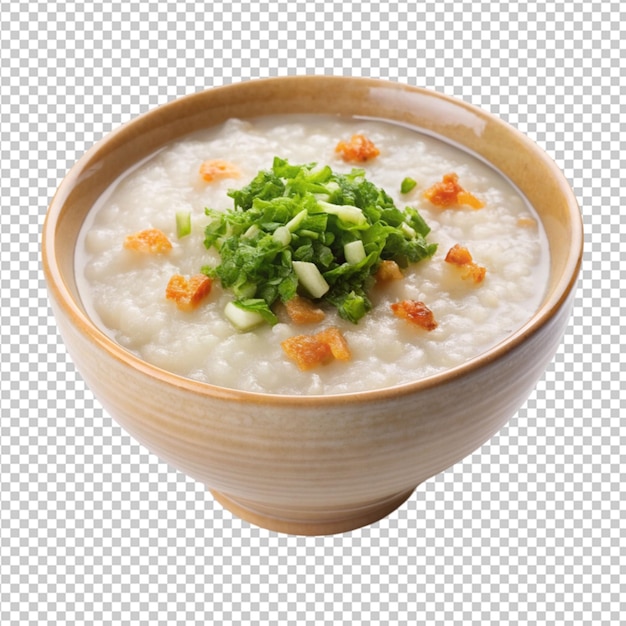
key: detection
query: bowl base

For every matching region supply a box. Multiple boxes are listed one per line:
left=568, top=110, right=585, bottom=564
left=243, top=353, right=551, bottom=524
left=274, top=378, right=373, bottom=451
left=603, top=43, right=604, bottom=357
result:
left=210, top=487, right=416, bottom=535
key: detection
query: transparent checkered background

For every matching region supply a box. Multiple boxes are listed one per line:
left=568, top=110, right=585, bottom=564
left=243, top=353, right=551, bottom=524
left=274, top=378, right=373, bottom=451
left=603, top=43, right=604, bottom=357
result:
left=1, top=1, right=621, bottom=624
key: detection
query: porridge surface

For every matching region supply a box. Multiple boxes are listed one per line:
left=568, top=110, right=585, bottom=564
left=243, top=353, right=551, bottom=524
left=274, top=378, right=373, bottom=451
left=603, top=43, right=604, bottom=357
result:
left=76, top=115, right=549, bottom=395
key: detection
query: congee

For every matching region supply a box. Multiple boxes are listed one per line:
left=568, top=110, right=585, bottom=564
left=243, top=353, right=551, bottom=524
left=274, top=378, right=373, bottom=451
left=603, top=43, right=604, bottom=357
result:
left=75, top=115, right=549, bottom=395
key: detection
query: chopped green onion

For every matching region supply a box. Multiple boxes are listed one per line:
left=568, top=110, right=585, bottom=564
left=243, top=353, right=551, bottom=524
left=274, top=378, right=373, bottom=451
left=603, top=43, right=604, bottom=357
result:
left=203, top=158, right=437, bottom=328
left=243, top=224, right=260, bottom=239
left=176, top=211, right=192, bottom=238
left=317, top=200, right=366, bottom=225
left=224, top=301, right=267, bottom=331
left=401, top=177, right=417, bottom=194
left=292, top=261, right=330, bottom=299
left=285, top=209, right=308, bottom=232
left=344, top=240, right=366, bottom=265
left=401, top=222, right=417, bottom=238
left=272, top=226, right=292, bottom=246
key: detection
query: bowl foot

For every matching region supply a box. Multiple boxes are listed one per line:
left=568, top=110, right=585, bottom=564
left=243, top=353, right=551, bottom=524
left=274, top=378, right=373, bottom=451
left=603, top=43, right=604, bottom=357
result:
left=210, top=487, right=416, bottom=535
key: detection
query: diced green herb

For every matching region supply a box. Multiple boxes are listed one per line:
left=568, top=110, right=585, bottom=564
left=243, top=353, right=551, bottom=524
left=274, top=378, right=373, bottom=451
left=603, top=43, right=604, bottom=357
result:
left=343, top=240, right=366, bottom=265
left=272, top=225, right=292, bottom=246
left=224, top=300, right=274, bottom=331
left=203, top=157, right=437, bottom=328
left=176, top=211, right=192, bottom=238
left=292, top=261, right=330, bottom=299
left=317, top=200, right=367, bottom=225
left=401, top=177, right=417, bottom=194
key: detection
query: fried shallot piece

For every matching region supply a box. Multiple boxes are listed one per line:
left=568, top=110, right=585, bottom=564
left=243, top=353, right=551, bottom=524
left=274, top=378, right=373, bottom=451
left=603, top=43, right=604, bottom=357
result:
left=335, top=134, right=380, bottom=162
left=445, top=243, right=487, bottom=284
left=314, top=327, right=352, bottom=361
left=281, top=326, right=351, bottom=370
left=375, top=259, right=404, bottom=283
left=165, top=274, right=213, bottom=311
left=199, top=159, right=241, bottom=183
left=123, top=228, right=172, bottom=254
left=390, top=300, right=438, bottom=331
left=284, top=295, right=326, bottom=324
left=423, top=172, right=484, bottom=209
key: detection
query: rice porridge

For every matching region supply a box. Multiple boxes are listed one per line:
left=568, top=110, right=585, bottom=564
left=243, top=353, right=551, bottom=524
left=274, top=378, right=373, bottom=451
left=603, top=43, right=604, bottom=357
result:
left=75, top=115, right=549, bottom=395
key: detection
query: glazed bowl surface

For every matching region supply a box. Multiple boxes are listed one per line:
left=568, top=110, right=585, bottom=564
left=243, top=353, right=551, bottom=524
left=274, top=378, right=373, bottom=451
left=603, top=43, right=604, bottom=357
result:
left=42, top=76, right=582, bottom=535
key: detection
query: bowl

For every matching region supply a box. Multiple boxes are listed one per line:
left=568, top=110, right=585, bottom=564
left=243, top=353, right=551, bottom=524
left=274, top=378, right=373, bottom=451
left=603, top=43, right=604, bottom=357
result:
left=42, top=76, right=582, bottom=535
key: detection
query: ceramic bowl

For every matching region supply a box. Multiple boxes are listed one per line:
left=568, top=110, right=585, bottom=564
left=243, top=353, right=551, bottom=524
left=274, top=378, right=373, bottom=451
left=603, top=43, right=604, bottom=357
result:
left=42, top=76, right=582, bottom=535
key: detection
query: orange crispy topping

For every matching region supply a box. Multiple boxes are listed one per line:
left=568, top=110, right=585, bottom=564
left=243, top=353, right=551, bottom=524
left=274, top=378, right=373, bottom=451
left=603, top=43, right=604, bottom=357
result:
left=314, top=327, right=352, bottom=361
left=390, top=300, right=438, bottom=331
left=445, top=243, right=487, bottom=284
left=284, top=295, right=326, bottom=324
left=423, top=173, right=484, bottom=209
left=281, top=335, right=333, bottom=370
left=281, top=326, right=351, bottom=370
left=199, top=159, right=241, bottom=183
left=165, top=274, right=213, bottom=311
left=124, top=228, right=172, bottom=254
left=375, top=259, right=404, bottom=283
left=335, top=134, right=380, bottom=163
left=444, top=243, right=473, bottom=266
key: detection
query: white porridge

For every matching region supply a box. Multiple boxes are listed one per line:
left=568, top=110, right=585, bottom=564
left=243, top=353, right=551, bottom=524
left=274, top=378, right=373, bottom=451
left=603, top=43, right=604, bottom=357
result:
left=75, top=115, right=549, bottom=395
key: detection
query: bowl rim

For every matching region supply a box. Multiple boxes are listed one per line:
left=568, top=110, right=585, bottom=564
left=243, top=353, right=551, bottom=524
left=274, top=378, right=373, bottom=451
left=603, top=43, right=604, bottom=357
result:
left=43, top=75, right=583, bottom=406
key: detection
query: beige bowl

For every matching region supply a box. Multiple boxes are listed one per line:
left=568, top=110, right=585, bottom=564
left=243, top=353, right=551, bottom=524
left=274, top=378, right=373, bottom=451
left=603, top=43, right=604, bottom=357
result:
left=42, top=76, right=582, bottom=535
